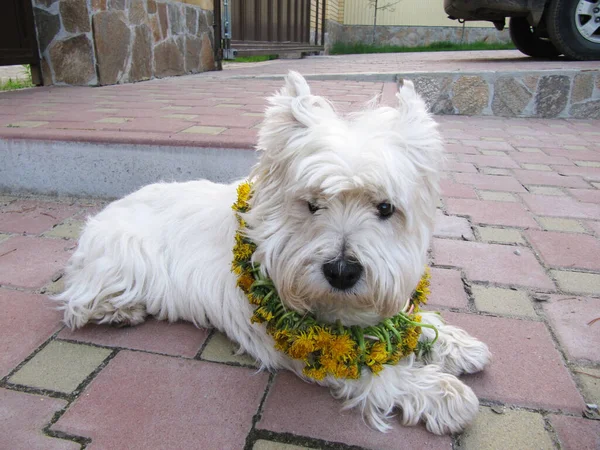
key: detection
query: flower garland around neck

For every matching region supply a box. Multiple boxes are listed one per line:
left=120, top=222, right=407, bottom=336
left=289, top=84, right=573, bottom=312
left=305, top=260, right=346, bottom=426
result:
left=231, top=181, right=438, bottom=381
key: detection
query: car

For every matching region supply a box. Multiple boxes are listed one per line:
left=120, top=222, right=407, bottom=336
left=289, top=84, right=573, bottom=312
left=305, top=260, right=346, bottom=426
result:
left=444, top=0, right=600, bottom=60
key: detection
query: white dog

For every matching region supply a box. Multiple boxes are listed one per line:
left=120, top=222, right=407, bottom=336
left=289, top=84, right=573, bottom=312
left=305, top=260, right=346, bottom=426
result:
left=54, top=72, right=490, bottom=435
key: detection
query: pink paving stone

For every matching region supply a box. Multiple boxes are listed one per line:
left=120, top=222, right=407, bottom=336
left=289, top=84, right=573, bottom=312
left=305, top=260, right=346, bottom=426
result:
left=520, top=194, right=600, bottom=219
left=446, top=198, right=539, bottom=228
left=586, top=220, right=600, bottom=236
left=526, top=230, right=600, bottom=270
left=432, top=239, right=554, bottom=289
left=568, top=188, right=600, bottom=204
left=258, top=372, right=451, bottom=450
left=459, top=155, right=520, bottom=169
left=550, top=415, right=600, bottom=450
left=543, top=148, right=600, bottom=162
left=440, top=180, right=478, bottom=199
left=428, top=267, right=468, bottom=309
left=511, top=152, right=574, bottom=165
left=513, top=170, right=590, bottom=188
left=0, top=389, right=79, bottom=450
left=553, top=165, right=600, bottom=181
left=52, top=351, right=269, bottom=449
left=0, top=200, right=81, bottom=234
left=445, top=312, right=585, bottom=413
left=0, top=288, right=63, bottom=378
left=434, top=210, right=474, bottom=239
left=0, top=236, right=72, bottom=289
left=58, top=319, right=210, bottom=357
left=541, top=296, right=600, bottom=362
left=461, top=140, right=514, bottom=151
left=453, top=173, right=527, bottom=193
left=444, top=143, right=480, bottom=155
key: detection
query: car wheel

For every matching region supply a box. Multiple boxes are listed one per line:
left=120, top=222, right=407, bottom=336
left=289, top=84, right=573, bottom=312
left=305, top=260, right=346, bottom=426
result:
left=509, top=17, right=561, bottom=57
left=546, top=0, right=600, bottom=60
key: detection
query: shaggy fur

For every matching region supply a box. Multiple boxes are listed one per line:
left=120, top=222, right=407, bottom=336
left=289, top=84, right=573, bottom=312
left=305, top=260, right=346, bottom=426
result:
left=54, top=72, right=490, bottom=434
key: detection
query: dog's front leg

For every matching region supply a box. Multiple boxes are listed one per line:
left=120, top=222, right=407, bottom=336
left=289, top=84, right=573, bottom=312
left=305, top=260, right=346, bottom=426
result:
left=327, top=358, right=479, bottom=435
left=418, top=312, right=491, bottom=376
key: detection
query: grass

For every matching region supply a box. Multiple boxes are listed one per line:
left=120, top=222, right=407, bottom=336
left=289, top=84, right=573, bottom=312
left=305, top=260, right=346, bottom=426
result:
left=231, top=55, right=278, bottom=63
left=0, top=65, right=35, bottom=91
left=329, top=40, right=516, bottom=55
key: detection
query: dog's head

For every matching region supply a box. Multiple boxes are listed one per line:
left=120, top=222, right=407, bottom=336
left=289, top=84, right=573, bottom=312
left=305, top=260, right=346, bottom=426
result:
left=245, top=72, right=443, bottom=326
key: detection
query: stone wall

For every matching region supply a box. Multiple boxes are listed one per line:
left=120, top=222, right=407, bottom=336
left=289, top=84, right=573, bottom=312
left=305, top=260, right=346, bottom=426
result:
left=32, top=0, right=216, bottom=86
left=333, top=24, right=511, bottom=47
left=408, top=71, right=600, bottom=119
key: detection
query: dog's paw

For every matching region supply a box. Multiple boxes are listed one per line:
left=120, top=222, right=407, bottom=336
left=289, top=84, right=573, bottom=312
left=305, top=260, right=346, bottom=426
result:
left=437, top=325, right=491, bottom=376
left=421, top=374, right=479, bottom=435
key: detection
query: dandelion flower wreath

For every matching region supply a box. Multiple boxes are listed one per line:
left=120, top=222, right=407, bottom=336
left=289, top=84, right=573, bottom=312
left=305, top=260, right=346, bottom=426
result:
left=232, top=181, right=438, bottom=381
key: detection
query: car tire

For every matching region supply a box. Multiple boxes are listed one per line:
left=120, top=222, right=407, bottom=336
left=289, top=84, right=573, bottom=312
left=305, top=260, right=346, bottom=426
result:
left=509, top=17, right=561, bottom=58
left=546, top=0, right=600, bottom=60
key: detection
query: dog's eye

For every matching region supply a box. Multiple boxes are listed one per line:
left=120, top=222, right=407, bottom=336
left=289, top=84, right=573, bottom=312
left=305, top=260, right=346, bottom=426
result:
left=376, top=202, right=394, bottom=219
left=307, top=201, right=320, bottom=214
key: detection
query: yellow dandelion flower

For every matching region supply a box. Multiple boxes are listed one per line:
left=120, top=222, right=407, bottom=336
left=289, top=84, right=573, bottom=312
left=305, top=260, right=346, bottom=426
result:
left=303, top=366, right=326, bottom=381
left=313, top=327, right=334, bottom=350
left=237, top=273, right=254, bottom=293
left=370, top=362, right=384, bottom=375
left=319, top=354, right=338, bottom=373
left=328, top=334, right=357, bottom=361
left=332, top=362, right=351, bottom=379
left=272, top=329, right=292, bottom=351
left=250, top=313, right=265, bottom=324
left=367, top=342, right=389, bottom=365
left=288, top=331, right=315, bottom=360
left=346, top=364, right=360, bottom=379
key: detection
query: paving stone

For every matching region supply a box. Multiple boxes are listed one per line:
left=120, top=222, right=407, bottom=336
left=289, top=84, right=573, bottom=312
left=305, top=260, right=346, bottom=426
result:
left=59, top=319, right=209, bottom=357
left=446, top=312, right=585, bottom=412
left=52, top=351, right=268, bottom=448
left=0, top=389, right=79, bottom=450
left=9, top=341, right=111, bottom=393
left=492, top=76, right=532, bottom=117
left=574, top=367, right=600, bottom=405
left=521, top=163, right=552, bottom=171
left=521, top=194, right=600, bottom=219
left=542, top=296, right=600, bottom=362
left=428, top=267, right=468, bottom=309
left=43, top=219, right=84, bottom=239
left=587, top=220, right=600, bottom=236
left=440, top=180, right=478, bottom=199
left=0, top=289, right=63, bottom=378
left=254, top=441, right=316, bottom=450
left=526, top=230, right=600, bottom=270
left=60, top=0, right=91, bottom=33
left=460, top=407, right=553, bottom=450
left=478, top=191, right=517, bottom=202
left=576, top=161, right=600, bottom=168
left=258, top=372, right=450, bottom=450
left=471, top=285, right=536, bottom=317
left=536, top=217, right=585, bottom=233
left=514, top=170, right=589, bottom=188
left=433, top=239, right=554, bottom=290
left=446, top=199, right=539, bottom=229
left=0, top=233, right=10, bottom=244
left=453, top=76, right=489, bottom=115
left=454, top=174, right=526, bottom=193
left=434, top=210, right=473, bottom=239
left=552, top=270, right=600, bottom=294
left=129, top=24, right=153, bottom=82
left=200, top=331, right=258, bottom=366
left=570, top=100, right=600, bottom=120
left=550, top=415, right=600, bottom=450
left=476, top=227, right=524, bottom=244
left=481, top=168, right=511, bottom=176
left=0, top=200, right=80, bottom=234
left=569, top=188, right=600, bottom=204
left=0, top=236, right=72, bottom=289
left=181, top=125, right=226, bottom=134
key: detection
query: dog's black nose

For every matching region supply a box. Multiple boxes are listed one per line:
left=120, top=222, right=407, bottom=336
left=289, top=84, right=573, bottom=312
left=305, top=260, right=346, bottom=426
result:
left=322, top=258, right=363, bottom=291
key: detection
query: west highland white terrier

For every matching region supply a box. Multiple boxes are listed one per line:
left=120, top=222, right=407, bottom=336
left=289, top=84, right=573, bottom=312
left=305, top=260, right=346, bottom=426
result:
left=54, top=72, right=490, bottom=435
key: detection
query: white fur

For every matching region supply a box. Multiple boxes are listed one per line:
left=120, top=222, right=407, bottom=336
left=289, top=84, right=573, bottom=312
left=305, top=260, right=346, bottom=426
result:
left=54, top=72, right=490, bottom=434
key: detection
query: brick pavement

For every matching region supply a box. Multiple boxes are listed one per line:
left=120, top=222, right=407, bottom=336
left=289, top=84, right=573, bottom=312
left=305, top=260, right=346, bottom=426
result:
left=1, top=113, right=599, bottom=448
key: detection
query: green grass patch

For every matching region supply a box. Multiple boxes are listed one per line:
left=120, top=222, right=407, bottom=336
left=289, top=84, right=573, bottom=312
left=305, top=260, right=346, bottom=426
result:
left=329, top=40, right=516, bottom=55
left=0, top=65, right=35, bottom=91
left=230, top=55, right=278, bottom=63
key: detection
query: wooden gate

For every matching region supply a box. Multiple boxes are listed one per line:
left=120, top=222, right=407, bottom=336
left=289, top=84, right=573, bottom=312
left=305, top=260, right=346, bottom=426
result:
left=0, top=0, right=40, bottom=79
left=220, top=0, right=326, bottom=58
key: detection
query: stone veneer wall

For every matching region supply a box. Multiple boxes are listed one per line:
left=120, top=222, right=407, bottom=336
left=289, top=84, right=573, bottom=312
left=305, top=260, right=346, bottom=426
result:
left=333, top=24, right=511, bottom=47
left=32, top=0, right=215, bottom=86
left=409, top=71, right=600, bottom=119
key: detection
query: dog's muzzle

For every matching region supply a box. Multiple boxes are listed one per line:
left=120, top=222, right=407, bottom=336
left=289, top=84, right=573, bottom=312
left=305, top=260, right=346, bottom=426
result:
left=322, top=258, right=363, bottom=290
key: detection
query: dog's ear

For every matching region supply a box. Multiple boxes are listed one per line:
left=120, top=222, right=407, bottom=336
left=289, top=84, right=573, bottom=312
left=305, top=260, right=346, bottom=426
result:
left=396, top=79, right=429, bottom=115
left=258, top=72, right=337, bottom=155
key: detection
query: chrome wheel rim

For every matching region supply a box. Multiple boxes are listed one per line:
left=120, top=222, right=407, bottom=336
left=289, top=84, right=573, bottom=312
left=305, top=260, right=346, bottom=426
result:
left=575, top=0, right=600, bottom=44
